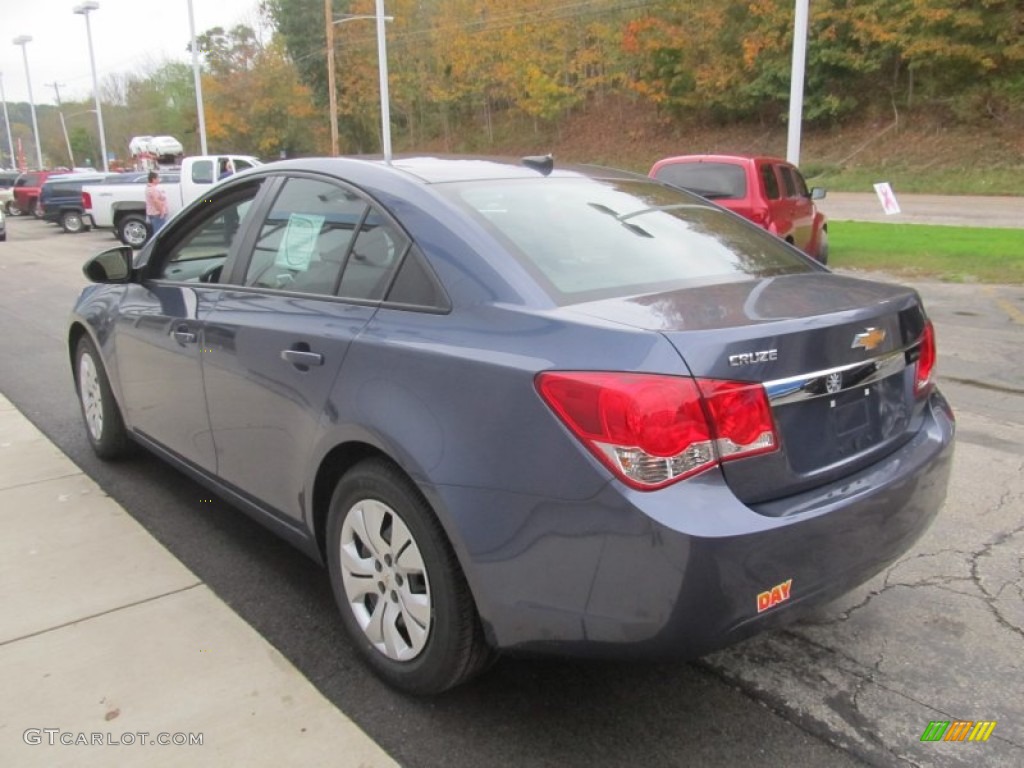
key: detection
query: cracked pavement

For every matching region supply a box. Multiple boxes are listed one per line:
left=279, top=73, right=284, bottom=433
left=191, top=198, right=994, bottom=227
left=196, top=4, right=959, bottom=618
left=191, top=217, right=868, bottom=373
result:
left=703, top=277, right=1024, bottom=767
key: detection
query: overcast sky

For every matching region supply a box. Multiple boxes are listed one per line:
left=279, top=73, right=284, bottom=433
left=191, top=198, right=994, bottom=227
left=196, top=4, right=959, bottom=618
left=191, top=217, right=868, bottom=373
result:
left=1, top=0, right=264, bottom=106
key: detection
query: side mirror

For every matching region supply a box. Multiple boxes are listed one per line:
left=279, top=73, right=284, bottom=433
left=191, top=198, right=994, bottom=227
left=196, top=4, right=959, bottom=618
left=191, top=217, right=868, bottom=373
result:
left=83, top=246, right=134, bottom=284
left=810, top=187, right=827, bottom=200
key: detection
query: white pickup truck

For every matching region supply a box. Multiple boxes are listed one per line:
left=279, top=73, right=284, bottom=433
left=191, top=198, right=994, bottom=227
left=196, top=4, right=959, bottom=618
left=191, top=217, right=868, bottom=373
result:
left=82, top=155, right=261, bottom=247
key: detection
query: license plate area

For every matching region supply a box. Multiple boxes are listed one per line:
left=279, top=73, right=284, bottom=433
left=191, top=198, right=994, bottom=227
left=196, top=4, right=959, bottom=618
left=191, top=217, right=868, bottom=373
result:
left=777, top=375, right=911, bottom=473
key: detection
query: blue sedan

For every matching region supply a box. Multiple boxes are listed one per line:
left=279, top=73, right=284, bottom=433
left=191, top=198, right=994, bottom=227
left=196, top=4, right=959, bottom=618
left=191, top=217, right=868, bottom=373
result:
left=69, top=156, right=954, bottom=693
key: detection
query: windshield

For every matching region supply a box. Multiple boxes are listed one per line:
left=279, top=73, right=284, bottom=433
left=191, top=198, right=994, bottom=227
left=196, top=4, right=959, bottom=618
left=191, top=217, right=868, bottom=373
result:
left=438, top=177, right=815, bottom=303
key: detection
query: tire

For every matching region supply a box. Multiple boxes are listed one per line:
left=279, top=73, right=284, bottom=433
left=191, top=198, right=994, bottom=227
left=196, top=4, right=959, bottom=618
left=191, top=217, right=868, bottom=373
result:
left=62, top=211, right=85, bottom=234
left=117, top=214, right=149, bottom=249
left=4, top=201, right=20, bottom=216
left=30, top=200, right=43, bottom=219
left=816, top=229, right=829, bottom=265
left=74, top=336, right=132, bottom=460
left=326, top=459, right=493, bottom=694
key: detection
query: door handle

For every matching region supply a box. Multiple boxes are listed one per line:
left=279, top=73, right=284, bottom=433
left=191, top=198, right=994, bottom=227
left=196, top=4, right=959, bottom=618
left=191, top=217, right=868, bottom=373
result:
left=172, top=326, right=197, bottom=345
left=281, top=349, right=324, bottom=368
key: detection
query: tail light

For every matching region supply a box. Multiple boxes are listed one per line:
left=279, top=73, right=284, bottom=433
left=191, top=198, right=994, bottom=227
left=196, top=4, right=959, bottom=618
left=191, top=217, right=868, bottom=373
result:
left=82, top=191, right=92, bottom=210
left=914, top=321, right=936, bottom=397
left=536, top=372, right=778, bottom=490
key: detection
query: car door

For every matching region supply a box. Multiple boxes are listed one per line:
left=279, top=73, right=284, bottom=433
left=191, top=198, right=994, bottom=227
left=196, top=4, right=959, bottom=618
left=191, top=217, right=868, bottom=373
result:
left=778, top=164, right=813, bottom=251
left=787, top=166, right=816, bottom=252
left=202, top=174, right=408, bottom=524
left=113, top=179, right=267, bottom=472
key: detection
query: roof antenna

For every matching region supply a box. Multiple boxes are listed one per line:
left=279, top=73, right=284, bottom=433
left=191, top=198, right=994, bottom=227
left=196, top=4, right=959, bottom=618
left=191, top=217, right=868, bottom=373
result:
left=522, top=154, right=554, bottom=176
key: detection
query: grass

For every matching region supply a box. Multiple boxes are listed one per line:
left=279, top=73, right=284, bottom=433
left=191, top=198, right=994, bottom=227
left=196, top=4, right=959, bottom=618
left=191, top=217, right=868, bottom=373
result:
left=806, top=166, right=1024, bottom=196
left=829, top=222, right=1024, bottom=284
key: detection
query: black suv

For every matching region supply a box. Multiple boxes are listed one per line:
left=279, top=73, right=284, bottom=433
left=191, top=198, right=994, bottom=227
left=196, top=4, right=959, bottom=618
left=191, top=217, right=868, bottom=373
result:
left=39, top=173, right=120, bottom=233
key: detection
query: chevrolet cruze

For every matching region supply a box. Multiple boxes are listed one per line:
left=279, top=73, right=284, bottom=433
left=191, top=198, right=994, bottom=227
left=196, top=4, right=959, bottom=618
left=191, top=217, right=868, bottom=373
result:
left=69, top=156, right=954, bottom=693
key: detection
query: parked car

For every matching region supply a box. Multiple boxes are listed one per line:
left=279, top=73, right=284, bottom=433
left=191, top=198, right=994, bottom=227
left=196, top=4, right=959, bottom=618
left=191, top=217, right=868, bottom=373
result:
left=81, top=155, right=259, bottom=248
left=650, top=154, right=829, bottom=263
left=11, top=170, right=71, bottom=218
left=69, top=156, right=953, bottom=694
left=39, top=172, right=115, bottom=233
left=0, top=170, right=18, bottom=214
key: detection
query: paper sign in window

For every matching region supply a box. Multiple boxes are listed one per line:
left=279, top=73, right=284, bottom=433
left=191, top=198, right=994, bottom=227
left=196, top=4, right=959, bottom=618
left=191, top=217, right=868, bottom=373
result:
left=275, top=213, right=325, bottom=271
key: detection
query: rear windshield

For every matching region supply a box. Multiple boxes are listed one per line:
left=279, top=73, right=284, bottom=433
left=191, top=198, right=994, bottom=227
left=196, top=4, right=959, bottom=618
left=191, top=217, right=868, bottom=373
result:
left=438, top=177, right=815, bottom=304
left=652, top=162, right=747, bottom=200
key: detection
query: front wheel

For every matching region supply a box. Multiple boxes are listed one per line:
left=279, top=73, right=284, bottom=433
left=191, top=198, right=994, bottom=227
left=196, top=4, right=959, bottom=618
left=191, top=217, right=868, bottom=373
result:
left=816, top=229, right=829, bottom=265
left=4, top=201, right=21, bottom=216
left=75, top=336, right=132, bottom=460
left=326, top=459, right=493, bottom=694
left=30, top=200, right=43, bottom=219
left=117, top=214, right=149, bottom=249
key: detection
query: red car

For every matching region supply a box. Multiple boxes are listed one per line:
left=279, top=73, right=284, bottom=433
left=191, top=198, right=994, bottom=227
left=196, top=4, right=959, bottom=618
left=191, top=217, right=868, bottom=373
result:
left=11, top=170, right=62, bottom=218
left=650, top=154, right=828, bottom=263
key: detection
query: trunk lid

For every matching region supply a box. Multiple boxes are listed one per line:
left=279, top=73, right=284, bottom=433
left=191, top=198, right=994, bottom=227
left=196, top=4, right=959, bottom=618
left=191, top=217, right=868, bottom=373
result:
left=568, top=273, right=931, bottom=504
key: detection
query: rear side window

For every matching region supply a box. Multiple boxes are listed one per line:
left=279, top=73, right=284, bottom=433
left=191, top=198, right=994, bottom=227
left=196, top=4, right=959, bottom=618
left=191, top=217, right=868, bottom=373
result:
left=191, top=161, right=215, bottom=184
left=760, top=165, right=781, bottom=200
left=653, top=162, right=747, bottom=200
left=440, top=178, right=814, bottom=304
left=778, top=166, right=798, bottom=197
left=243, top=177, right=408, bottom=301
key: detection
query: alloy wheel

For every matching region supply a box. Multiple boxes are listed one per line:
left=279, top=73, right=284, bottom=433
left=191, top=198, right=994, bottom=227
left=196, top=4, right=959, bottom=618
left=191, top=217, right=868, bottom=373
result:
left=338, top=498, right=432, bottom=661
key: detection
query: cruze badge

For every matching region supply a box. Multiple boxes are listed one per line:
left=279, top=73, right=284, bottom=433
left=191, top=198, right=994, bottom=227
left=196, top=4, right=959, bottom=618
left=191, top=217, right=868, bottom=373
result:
left=728, top=349, right=778, bottom=367
left=852, top=327, right=886, bottom=351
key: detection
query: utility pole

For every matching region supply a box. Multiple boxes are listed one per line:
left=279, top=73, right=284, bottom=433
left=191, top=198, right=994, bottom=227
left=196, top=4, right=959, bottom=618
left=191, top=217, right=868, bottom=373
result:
left=47, top=81, right=76, bottom=167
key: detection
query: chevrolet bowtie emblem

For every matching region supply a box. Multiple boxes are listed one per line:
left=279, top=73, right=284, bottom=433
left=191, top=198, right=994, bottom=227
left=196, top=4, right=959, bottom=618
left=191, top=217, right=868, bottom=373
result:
left=852, top=327, right=887, bottom=351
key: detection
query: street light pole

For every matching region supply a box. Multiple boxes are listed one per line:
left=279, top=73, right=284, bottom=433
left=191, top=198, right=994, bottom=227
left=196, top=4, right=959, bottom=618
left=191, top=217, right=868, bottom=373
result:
left=74, top=1, right=110, bottom=172
left=12, top=35, right=44, bottom=170
left=786, top=0, right=809, bottom=166
left=325, top=0, right=339, bottom=156
left=374, top=0, right=392, bottom=164
left=186, top=0, right=208, bottom=155
left=330, top=10, right=394, bottom=162
left=0, top=73, right=16, bottom=170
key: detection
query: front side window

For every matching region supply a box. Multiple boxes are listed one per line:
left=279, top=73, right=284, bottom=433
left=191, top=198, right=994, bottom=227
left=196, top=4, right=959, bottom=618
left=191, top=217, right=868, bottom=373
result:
left=439, top=178, right=815, bottom=303
left=155, top=187, right=260, bottom=282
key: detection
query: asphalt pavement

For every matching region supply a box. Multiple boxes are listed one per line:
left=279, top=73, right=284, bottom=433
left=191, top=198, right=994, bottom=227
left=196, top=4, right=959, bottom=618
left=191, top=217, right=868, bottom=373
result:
left=1, top=211, right=1022, bottom=767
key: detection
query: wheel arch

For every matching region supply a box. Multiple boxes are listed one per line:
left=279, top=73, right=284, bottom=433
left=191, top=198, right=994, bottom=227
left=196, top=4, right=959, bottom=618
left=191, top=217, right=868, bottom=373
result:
left=309, top=440, right=486, bottom=623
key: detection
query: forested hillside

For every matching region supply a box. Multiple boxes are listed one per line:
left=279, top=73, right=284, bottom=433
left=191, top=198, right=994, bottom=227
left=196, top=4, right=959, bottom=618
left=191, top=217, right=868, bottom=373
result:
left=5, top=0, right=1022, bottom=191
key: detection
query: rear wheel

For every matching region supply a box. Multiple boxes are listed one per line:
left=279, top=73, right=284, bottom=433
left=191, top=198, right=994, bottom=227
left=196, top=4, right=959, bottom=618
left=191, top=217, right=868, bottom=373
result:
left=117, top=214, right=149, bottom=249
left=326, top=459, right=493, bottom=694
left=62, top=211, right=85, bottom=234
left=30, top=200, right=43, bottom=219
left=75, top=336, right=132, bottom=460
left=4, top=201, right=21, bottom=216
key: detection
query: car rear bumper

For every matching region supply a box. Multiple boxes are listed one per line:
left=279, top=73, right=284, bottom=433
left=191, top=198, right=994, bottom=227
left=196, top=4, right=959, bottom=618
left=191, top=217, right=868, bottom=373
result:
left=429, top=389, right=955, bottom=657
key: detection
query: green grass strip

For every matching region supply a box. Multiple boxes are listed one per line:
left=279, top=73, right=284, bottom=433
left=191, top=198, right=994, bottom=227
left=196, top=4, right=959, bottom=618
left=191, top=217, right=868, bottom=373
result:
left=829, top=222, right=1024, bottom=284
